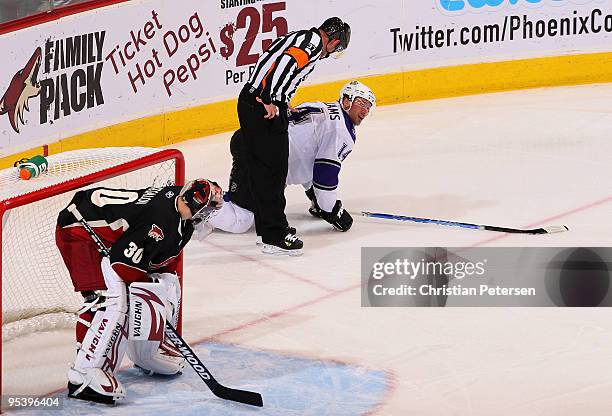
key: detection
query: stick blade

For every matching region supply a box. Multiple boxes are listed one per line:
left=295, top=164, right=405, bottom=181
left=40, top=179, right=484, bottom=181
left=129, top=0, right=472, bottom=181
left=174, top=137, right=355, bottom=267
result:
left=538, top=225, right=569, bottom=234
left=214, top=385, right=263, bottom=407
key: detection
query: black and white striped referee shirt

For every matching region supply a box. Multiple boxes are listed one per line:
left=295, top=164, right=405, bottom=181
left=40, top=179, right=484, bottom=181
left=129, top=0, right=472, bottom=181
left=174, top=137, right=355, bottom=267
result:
left=245, top=28, right=323, bottom=105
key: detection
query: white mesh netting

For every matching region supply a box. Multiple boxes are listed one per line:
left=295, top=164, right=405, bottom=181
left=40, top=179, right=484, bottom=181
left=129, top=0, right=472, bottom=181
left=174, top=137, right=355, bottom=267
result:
left=1, top=147, right=180, bottom=341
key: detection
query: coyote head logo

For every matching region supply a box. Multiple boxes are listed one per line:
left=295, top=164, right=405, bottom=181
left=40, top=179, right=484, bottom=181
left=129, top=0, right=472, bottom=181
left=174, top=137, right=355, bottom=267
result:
left=148, top=224, right=165, bottom=242
left=0, top=47, right=42, bottom=133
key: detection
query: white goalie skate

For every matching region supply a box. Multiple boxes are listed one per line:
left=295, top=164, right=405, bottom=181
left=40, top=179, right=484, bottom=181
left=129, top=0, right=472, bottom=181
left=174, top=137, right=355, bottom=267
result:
left=68, top=366, right=126, bottom=405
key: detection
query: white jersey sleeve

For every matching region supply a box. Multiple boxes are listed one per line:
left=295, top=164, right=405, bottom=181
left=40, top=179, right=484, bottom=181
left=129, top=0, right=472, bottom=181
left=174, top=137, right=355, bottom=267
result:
left=286, top=101, right=356, bottom=212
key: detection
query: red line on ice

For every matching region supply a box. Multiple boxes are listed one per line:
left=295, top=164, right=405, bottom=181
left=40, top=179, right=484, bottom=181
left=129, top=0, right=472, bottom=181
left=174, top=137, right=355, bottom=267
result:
left=203, top=239, right=336, bottom=293
left=469, top=194, right=612, bottom=247
left=201, top=283, right=360, bottom=342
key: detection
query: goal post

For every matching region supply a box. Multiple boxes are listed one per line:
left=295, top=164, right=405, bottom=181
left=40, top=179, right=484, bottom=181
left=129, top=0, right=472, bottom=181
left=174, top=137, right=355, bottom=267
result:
left=0, top=147, right=185, bottom=397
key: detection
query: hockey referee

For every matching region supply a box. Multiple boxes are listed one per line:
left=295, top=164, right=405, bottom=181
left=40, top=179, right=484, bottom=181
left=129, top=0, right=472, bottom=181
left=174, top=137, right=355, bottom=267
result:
left=236, top=17, right=351, bottom=256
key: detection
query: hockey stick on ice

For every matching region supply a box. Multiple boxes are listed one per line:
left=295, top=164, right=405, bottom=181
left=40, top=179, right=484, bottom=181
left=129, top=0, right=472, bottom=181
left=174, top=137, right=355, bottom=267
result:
left=358, top=211, right=568, bottom=235
left=67, top=204, right=264, bottom=407
left=161, top=324, right=263, bottom=406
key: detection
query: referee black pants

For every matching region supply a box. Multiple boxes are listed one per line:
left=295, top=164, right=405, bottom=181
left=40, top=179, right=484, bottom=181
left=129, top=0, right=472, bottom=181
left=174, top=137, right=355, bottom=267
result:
left=235, top=88, right=289, bottom=243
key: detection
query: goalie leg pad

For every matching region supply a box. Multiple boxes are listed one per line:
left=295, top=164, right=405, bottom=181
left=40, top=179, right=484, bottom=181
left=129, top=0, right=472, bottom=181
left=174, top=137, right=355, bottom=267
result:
left=69, top=257, right=129, bottom=403
left=75, top=291, right=99, bottom=344
left=127, top=279, right=185, bottom=375
left=151, top=273, right=181, bottom=326
left=128, top=281, right=167, bottom=341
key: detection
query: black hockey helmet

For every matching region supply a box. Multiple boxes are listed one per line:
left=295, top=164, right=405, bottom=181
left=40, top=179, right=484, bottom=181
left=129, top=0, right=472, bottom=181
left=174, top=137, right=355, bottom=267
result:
left=180, top=179, right=221, bottom=223
left=319, top=17, right=351, bottom=54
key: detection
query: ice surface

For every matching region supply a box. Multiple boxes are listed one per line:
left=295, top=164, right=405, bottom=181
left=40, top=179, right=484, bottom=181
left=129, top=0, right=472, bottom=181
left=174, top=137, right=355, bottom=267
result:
left=7, top=342, right=389, bottom=415
left=3, top=84, right=612, bottom=415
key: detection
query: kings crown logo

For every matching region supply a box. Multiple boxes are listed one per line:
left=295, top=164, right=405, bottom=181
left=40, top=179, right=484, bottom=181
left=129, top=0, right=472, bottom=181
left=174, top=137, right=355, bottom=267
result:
left=0, top=31, right=106, bottom=133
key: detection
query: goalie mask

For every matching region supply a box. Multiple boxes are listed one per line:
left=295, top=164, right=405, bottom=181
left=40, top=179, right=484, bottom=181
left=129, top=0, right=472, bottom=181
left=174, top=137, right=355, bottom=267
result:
left=319, top=17, right=351, bottom=58
left=179, top=179, right=222, bottom=224
left=340, top=80, right=376, bottom=114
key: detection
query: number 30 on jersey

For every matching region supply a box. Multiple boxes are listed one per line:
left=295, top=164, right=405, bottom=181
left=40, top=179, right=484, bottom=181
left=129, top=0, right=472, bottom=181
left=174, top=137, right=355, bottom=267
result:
left=124, top=242, right=143, bottom=264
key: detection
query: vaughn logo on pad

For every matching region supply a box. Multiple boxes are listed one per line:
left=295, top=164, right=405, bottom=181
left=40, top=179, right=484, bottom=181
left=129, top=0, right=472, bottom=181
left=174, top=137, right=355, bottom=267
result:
left=129, top=284, right=166, bottom=341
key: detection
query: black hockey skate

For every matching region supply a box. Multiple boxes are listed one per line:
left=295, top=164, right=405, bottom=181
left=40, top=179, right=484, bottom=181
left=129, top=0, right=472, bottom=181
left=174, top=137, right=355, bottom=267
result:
left=262, top=231, right=303, bottom=256
left=257, top=226, right=296, bottom=246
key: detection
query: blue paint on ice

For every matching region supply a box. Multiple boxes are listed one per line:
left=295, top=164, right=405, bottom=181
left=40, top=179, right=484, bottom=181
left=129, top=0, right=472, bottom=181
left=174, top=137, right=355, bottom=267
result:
left=12, top=342, right=389, bottom=415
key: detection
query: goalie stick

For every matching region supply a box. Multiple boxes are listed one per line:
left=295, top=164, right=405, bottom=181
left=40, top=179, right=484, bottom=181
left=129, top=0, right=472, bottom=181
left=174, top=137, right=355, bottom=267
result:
left=358, top=211, right=568, bottom=235
left=67, top=204, right=264, bottom=407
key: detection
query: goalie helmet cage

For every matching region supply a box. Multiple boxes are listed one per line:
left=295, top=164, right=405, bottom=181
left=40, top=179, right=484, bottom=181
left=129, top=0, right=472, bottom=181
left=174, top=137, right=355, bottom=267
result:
left=0, top=147, right=185, bottom=397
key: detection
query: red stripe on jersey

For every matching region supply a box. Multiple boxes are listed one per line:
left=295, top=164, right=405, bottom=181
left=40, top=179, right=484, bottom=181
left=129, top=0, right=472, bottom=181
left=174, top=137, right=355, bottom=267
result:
left=111, top=262, right=148, bottom=283
left=149, top=253, right=179, bottom=271
left=93, top=226, right=125, bottom=244
left=61, top=224, right=122, bottom=246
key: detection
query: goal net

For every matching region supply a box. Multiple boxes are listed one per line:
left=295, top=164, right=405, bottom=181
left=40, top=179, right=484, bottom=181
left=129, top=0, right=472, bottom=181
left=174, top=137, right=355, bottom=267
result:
left=1, top=147, right=184, bottom=342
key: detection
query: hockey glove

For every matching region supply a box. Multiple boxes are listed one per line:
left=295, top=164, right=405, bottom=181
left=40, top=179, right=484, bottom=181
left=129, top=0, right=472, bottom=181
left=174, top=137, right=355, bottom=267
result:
left=321, top=200, right=353, bottom=232
left=305, top=187, right=352, bottom=231
left=305, top=186, right=324, bottom=218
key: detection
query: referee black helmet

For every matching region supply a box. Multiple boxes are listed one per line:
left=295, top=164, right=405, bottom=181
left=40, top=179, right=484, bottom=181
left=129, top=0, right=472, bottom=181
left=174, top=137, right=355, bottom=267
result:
left=319, top=17, right=351, bottom=54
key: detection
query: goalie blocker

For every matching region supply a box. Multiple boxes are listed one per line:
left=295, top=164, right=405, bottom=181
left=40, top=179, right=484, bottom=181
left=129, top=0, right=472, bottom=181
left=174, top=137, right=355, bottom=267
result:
left=56, top=179, right=223, bottom=404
